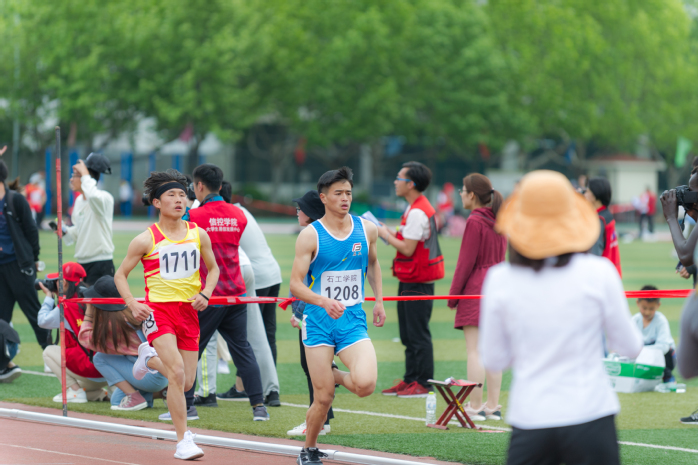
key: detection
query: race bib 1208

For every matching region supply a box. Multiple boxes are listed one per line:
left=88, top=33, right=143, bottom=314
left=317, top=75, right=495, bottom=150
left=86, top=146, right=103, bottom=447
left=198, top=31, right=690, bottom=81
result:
left=320, top=269, right=363, bottom=307
left=158, top=242, right=199, bottom=280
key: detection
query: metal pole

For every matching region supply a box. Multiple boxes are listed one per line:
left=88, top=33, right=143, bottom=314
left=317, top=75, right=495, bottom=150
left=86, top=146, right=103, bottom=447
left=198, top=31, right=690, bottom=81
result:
left=55, top=126, right=67, bottom=417
left=11, top=14, right=20, bottom=179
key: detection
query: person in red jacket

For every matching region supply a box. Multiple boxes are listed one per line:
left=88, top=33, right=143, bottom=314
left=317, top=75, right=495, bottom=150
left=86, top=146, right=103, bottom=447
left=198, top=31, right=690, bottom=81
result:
left=585, top=178, right=622, bottom=276
left=378, top=161, right=444, bottom=398
left=37, top=262, right=108, bottom=403
left=447, top=173, right=506, bottom=421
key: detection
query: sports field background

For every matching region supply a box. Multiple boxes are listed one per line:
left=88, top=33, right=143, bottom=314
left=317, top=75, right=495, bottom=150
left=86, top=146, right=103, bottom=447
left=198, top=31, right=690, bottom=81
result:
left=2, top=230, right=697, bottom=464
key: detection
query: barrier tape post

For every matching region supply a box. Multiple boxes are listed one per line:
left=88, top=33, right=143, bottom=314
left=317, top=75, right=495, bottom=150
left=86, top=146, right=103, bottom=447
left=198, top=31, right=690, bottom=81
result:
left=55, top=126, right=67, bottom=418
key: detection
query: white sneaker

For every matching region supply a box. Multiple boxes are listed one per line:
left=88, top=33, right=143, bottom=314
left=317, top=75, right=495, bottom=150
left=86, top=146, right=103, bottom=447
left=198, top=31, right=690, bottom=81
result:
left=53, top=387, right=87, bottom=403
left=174, top=430, right=204, bottom=460
left=44, top=363, right=52, bottom=373
left=286, top=421, right=329, bottom=436
left=463, top=402, right=486, bottom=421
left=217, top=359, right=230, bottom=374
left=133, top=342, right=158, bottom=380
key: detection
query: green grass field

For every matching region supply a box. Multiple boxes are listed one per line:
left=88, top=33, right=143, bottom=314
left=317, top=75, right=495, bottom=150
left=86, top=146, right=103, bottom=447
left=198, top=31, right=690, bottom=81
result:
left=2, top=230, right=698, bottom=464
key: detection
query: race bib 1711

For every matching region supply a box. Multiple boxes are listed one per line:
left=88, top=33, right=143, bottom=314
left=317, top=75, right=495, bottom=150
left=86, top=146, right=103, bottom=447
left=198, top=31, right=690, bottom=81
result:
left=320, top=269, right=363, bottom=307
left=158, top=242, right=199, bottom=280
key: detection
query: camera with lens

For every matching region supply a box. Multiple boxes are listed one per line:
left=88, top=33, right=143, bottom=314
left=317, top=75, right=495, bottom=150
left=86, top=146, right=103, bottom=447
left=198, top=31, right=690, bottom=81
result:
left=34, top=276, right=58, bottom=292
left=675, top=185, right=698, bottom=209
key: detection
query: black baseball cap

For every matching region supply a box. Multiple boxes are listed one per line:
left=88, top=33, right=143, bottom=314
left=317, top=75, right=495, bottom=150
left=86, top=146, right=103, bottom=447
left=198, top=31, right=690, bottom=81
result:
left=293, top=190, right=325, bottom=221
left=85, top=152, right=112, bottom=174
left=82, top=276, right=127, bottom=312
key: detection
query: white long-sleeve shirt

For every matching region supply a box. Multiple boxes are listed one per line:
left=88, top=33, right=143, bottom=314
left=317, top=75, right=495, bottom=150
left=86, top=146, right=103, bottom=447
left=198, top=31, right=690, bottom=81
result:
left=631, top=311, right=675, bottom=355
left=64, top=175, right=114, bottom=263
left=480, top=254, right=643, bottom=430
left=236, top=204, right=282, bottom=290
left=37, top=296, right=74, bottom=334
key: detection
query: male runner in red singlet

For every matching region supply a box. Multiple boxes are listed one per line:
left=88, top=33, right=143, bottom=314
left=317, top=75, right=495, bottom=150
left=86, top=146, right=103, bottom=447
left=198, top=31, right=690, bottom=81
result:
left=114, top=169, right=219, bottom=460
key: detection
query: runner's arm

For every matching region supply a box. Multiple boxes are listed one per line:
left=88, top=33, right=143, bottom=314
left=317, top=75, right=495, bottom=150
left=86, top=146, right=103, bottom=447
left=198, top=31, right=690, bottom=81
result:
left=290, top=227, right=345, bottom=319
left=364, top=221, right=385, bottom=327
left=114, top=231, right=152, bottom=321
left=189, top=228, right=218, bottom=311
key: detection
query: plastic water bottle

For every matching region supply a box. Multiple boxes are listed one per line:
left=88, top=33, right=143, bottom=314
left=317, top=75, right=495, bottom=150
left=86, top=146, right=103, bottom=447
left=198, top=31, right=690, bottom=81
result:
left=675, top=383, right=686, bottom=393
left=426, top=391, right=437, bottom=425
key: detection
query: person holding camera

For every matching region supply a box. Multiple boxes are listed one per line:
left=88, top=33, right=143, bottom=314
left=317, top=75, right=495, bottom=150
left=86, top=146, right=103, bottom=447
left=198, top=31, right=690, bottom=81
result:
left=660, top=171, right=698, bottom=269
left=37, top=262, right=109, bottom=403
left=0, top=158, right=50, bottom=349
left=64, top=153, right=115, bottom=285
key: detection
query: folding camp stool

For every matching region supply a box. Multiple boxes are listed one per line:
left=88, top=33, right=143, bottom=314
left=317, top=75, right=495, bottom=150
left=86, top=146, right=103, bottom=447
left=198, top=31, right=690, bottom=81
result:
left=427, top=378, right=483, bottom=430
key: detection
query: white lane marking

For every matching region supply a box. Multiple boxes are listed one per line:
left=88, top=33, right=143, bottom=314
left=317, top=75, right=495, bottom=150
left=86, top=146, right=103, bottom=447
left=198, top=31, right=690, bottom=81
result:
left=0, top=443, right=142, bottom=464
left=22, top=370, right=56, bottom=377
left=618, top=441, right=698, bottom=453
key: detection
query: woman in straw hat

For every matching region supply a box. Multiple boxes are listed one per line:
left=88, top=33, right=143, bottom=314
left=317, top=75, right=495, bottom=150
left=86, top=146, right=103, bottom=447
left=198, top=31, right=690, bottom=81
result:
left=480, top=170, right=642, bottom=465
left=447, top=173, right=506, bottom=421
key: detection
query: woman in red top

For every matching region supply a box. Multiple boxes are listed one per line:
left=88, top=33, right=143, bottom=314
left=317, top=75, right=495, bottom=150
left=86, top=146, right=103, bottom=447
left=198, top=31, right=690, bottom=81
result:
left=447, top=173, right=506, bottom=421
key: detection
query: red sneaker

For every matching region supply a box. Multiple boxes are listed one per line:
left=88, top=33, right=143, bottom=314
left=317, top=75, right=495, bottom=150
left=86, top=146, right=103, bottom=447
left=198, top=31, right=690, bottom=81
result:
left=381, top=380, right=408, bottom=396
left=397, top=381, right=430, bottom=398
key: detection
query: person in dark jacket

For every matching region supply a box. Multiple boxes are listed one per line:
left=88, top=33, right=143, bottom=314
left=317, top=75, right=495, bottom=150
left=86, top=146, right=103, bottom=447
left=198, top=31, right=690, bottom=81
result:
left=0, top=159, right=50, bottom=348
left=447, top=173, right=506, bottom=421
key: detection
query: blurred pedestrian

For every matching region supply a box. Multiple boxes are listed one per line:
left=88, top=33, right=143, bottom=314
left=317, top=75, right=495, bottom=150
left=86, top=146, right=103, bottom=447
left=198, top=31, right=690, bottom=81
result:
left=585, top=177, right=622, bottom=276
left=638, top=186, right=656, bottom=237
left=119, top=180, right=134, bottom=217
left=482, top=170, right=642, bottom=465
left=0, top=158, right=50, bottom=348
left=64, top=153, right=115, bottom=285
left=25, top=172, right=46, bottom=227
left=378, top=161, right=444, bottom=398
left=447, top=173, right=505, bottom=421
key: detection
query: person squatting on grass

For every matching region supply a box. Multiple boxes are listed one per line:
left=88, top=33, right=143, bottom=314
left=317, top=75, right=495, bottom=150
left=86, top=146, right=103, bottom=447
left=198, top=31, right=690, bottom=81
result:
left=38, top=262, right=109, bottom=403
left=290, top=167, right=385, bottom=465
left=78, top=276, right=168, bottom=410
left=0, top=319, right=21, bottom=383
left=632, top=285, right=676, bottom=383
left=378, top=161, right=444, bottom=398
left=480, top=170, right=643, bottom=465
left=287, top=189, right=335, bottom=437
left=64, top=153, right=116, bottom=285
left=0, top=158, right=50, bottom=349
left=447, top=173, right=506, bottom=421
left=183, top=164, right=268, bottom=422
left=114, top=169, right=219, bottom=460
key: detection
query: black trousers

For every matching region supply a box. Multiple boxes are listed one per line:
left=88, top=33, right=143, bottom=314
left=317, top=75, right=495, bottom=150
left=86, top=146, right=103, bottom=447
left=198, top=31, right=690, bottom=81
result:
left=299, top=329, right=334, bottom=424
left=664, top=348, right=676, bottom=382
left=639, top=213, right=654, bottom=234
left=507, top=415, right=620, bottom=465
left=397, top=281, right=434, bottom=388
left=185, top=304, right=264, bottom=407
left=256, top=283, right=280, bottom=365
left=0, top=260, right=50, bottom=348
left=81, top=259, right=115, bottom=286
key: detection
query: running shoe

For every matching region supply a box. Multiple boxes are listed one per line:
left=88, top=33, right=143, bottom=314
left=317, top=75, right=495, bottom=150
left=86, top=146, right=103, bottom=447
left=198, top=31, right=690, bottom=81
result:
left=193, top=393, right=218, bottom=408
left=397, top=381, right=429, bottom=398
left=133, top=342, right=158, bottom=380
left=297, top=447, right=329, bottom=464
left=264, top=390, right=281, bottom=407
left=680, top=409, right=698, bottom=425
left=52, top=387, right=87, bottom=403
left=253, top=405, right=270, bottom=421
left=217, top=387, right=248, bottom=401
left=484, top=404, right=502, bottom=421
left=174, top=430, right=204, bottom=460
left=287, top=422, right=330, bottom=436
left=111, top=391, right=148, bottom=411
left=381, top=379, right=408, bottom=396
left=217, top=359, right=230, bottom=374
left=463, top=402, right=486, bottom=421
left=331, top=361, right=340, bottom=388
left=159, top=406, right=199, bottom=421
left=0, top=365, right=22, bottom=383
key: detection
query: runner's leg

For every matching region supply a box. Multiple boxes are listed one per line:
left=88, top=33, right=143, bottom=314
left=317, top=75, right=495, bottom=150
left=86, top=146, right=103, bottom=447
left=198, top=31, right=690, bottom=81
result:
left=151, top=334, right=188, bottom=441
left=335, top=339, right=377, bottom=398
left=304, top=345, right=336, bottom=448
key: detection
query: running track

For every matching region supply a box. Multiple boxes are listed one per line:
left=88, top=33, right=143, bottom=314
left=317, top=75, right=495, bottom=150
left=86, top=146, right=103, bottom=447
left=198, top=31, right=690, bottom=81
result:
left=0, top=402, right=452, bottom=464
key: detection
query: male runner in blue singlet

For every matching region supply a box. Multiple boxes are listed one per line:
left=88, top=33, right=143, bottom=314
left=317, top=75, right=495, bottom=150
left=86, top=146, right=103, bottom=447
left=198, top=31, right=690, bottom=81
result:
left=290, top=167, right=385, bottom=465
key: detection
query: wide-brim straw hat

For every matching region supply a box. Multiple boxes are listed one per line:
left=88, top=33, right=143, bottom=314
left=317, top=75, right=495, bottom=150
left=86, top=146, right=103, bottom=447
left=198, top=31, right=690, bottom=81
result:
left=496, top=170, right=600, bottom=259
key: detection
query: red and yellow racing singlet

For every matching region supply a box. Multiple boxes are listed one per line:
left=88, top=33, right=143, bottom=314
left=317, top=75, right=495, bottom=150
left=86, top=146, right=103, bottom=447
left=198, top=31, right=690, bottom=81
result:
left=141, top=221, right=202, bottom=302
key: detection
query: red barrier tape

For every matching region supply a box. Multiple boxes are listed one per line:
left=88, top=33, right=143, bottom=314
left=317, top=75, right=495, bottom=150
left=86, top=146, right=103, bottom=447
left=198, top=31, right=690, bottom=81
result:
left=61, top=289, right=694, bottom=309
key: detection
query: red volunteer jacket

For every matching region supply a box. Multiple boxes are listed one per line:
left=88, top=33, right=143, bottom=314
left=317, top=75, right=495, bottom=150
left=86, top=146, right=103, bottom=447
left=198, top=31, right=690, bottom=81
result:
left=63, top=302, right=103, bottom=379
left=187, top=198, right=247, bottom=297
left=598, top=206, right=622, bottom=277
left=392, top=194, right=445, bottom=283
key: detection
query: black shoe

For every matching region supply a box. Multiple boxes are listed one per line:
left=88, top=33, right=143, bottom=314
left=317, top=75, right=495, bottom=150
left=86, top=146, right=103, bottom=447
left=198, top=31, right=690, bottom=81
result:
left=217, top=387, right=248, bottom=401
left=297, top=447, right=328, bottom=464
left=193, top=392, right=218, bottom=407
left=0, top=365, right=21, bottom=383
left=264, top=390, right=281, bottom=407
left=680, top=409, right=698, bottom=424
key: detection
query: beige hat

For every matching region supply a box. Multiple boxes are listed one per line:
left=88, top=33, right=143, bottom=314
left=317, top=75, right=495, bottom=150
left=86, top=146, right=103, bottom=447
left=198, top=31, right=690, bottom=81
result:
left=496, top=170, right=600, bottom=259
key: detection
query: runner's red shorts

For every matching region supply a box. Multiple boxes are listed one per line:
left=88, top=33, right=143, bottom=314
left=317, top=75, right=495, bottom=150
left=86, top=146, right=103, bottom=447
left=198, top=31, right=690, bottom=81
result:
left=142, top=301, right=200, bottom=351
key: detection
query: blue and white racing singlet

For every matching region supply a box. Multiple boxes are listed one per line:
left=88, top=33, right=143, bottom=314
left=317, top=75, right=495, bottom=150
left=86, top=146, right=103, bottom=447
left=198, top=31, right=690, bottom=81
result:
left=306, top=215, right=369, bottom=312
